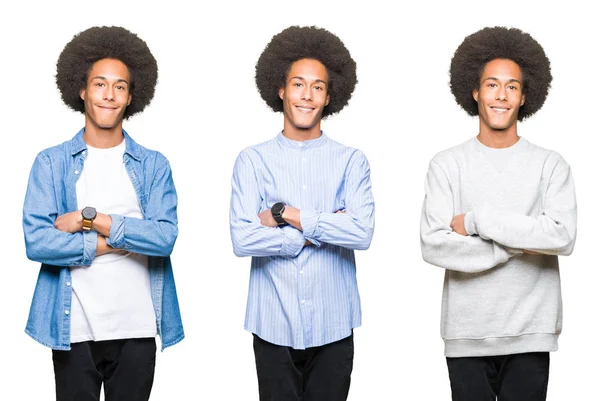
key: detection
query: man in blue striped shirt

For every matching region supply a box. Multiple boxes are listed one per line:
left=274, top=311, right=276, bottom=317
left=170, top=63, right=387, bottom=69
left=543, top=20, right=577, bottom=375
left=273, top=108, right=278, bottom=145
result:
left=230, top=26, right=375, bottom=401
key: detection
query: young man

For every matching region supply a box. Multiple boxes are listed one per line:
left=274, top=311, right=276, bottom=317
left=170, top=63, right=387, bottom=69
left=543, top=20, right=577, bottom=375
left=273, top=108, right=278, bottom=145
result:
left=23, top=26, right=184, bottom=401
left=230, top=26, right=374, bottom=401
left=420, top=27, right=577, bottom=400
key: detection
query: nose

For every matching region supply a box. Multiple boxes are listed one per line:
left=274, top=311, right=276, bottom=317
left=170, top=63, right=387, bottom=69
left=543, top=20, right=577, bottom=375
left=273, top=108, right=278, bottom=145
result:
left=301, top=85, right=312, bottom=101
left=496, top=86, right=507, bottom=101
left=103, top=85, right=115, bottom=101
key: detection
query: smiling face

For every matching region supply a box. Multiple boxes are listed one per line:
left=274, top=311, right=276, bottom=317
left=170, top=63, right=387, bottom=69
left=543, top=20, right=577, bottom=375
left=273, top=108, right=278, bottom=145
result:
left=473, top=58, right=525, bottom=135
left=278, top=58, right=330, bottom=140
left=80, top=58, right=132, bottom=133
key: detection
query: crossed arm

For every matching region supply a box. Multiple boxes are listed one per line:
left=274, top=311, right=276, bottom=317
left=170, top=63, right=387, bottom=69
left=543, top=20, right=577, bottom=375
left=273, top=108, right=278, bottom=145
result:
left=420, top=156, right=576, bottom=273
left=230, top=150, right=375, bottom=257
left=53, top=210, right=114, bottom=255
left=23, top=153, right=178, bottom=266
left=257, top=207, right=345, bottom=246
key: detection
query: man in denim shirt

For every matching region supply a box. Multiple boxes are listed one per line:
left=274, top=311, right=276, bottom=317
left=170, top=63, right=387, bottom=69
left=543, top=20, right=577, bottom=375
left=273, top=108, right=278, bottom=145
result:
left=22, top=26, right=183, bottom=401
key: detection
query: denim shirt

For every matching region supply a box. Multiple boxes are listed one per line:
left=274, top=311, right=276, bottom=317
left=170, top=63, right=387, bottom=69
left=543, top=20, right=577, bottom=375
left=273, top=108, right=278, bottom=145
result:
left=23, top=128, right=184, bottom=351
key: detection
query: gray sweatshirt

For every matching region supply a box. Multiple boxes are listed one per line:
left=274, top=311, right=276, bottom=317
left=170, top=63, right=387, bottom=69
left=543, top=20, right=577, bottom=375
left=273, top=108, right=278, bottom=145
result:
left=420, top=137, right=577, bottom=357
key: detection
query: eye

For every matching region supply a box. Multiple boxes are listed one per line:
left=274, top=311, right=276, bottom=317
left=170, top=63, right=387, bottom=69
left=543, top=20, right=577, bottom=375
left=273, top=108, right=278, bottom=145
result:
left=116, top=85, right=126, bottom=91
left=487, top=83, right=497, bottom=88
left=95, top=82, right=105, bottom=87
left=508, top=85, right=518, bottom=90
left=293, top=82, right=303, bottom=87
left=314, top=85, right=323, bottom=91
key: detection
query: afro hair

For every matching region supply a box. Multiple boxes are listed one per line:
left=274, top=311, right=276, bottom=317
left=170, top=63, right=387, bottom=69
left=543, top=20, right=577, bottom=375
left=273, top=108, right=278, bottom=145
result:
left=56, top=26, right=157, bottom=119
left=255, top=25, right=357, bottom=118
left=450, top=26, right=552, bottom=121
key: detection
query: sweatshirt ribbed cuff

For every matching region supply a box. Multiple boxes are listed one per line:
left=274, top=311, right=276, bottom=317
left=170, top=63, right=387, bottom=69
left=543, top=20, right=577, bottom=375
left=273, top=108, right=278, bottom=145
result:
left=464, top=211, right=477, bottom=235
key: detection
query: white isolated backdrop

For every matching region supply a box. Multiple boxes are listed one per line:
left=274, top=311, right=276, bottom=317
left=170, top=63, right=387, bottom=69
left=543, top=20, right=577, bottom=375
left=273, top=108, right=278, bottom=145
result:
left=1, top=0, right=597, bottom=399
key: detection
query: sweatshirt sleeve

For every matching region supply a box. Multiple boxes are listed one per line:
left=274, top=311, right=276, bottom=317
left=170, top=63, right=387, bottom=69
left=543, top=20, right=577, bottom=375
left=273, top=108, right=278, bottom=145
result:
left=463, top=153, right=577, bottom=255
left=420, top=160, right=521, bottom=273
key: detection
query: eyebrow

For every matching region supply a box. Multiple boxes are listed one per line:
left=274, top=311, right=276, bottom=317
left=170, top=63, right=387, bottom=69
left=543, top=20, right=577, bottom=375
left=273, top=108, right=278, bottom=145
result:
left=483, top=77, right=522, bottom=85
left=91, top=76, right=130, bottom=84
left=290, top=76, right=328, bottom=86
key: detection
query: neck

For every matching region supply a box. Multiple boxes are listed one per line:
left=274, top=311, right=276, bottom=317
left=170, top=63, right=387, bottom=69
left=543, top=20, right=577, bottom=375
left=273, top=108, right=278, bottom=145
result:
left=83, top=119, right=124, bottom=148
left=282, top=121, right=322, bottom=142
left=477, top=125, right=519, bottom=149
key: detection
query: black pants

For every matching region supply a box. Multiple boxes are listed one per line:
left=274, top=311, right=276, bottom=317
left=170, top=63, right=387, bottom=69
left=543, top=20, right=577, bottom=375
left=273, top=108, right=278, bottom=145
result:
left=447, top=352, right=550, bottom=401
left=253, top=333, right=354, bottom=401
left=52, top=338, right=156, bottom=401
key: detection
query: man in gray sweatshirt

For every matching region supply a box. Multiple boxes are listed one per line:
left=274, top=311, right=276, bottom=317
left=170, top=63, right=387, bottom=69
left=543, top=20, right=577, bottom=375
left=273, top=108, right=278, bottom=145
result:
left=420, top=27, right=577, bottom=401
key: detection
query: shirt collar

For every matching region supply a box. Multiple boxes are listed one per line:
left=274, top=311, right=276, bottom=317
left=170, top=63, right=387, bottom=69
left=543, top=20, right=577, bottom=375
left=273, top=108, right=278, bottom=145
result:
left=276, top=131, right=328, bottom=150
left=70, top=128, right=142, bottom=160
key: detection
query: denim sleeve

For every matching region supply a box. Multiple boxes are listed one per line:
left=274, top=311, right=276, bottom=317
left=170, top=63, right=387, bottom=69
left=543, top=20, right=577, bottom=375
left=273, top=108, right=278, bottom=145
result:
left=300, top=150, right=375, bottom=251
left=106, top=159, right=178, bottom=257
left=23, top=153, right=97, bottom=266
left=229, top=151, right=305, bottom=258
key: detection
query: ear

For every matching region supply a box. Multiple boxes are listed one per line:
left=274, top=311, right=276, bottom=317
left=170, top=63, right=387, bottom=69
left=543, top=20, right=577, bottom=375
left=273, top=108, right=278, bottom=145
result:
left=472, top=88, right=479, bottom=103
left=520, top=93, right=525, bottom=107
left=278, top=87, right=284, bottom=100
left=80, top=87, right=86, bottom=101
left=325, top=93, right=330, bottom=106
left=127, top=93, right=132, bottom=106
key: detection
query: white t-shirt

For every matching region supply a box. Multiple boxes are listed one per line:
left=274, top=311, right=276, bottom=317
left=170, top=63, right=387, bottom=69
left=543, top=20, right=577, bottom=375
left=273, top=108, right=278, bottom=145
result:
left=70, top=140, right=157, bottom=343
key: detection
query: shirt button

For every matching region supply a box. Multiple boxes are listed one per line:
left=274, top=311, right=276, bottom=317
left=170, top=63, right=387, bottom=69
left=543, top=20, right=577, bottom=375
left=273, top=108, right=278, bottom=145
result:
left=74, top=170, right=79, bottom=175
left=302, top=157, right=306, bottom=162
left=299, top=270, right=304, bottom=275
left=66, top=282, right=71, bottom=287
left=302, top=185, right=307, bottom=190
left=301, top=300, right=306, bottom=305
left=64, top=310, right=70, bottom=315
left=299, top=143, right=304, bottom=147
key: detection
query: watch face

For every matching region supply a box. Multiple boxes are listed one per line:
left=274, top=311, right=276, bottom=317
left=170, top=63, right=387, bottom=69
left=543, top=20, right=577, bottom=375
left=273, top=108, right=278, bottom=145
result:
left=271, top=202, right=285, bottom=215
left=82, top=207, right=96, bottom=220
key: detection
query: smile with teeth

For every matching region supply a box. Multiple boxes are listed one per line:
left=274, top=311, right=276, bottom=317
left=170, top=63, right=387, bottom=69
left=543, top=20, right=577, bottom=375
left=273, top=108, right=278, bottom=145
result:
left=491, top=106, right=509, bottom=113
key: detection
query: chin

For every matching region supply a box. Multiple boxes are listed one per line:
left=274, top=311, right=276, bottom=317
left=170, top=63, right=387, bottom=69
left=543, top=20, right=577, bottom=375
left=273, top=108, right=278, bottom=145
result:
left=293, top=120, right=318, bottom=130
left=95, top=120, right=120, bottom=129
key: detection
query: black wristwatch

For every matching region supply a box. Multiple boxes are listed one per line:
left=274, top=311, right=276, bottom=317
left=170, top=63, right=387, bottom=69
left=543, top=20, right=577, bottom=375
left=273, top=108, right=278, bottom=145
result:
left=271, top=202, right=287, bottom=226
left=81, top=206, right=97, bottom=231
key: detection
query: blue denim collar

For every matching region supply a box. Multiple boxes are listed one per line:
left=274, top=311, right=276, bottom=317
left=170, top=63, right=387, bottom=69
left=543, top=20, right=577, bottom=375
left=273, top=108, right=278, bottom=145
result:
left=70, top=128, right=143, bottom=161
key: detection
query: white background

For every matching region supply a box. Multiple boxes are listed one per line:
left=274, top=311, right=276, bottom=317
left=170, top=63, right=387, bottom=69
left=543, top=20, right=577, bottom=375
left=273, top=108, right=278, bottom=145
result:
left=1, top=0, right=597, bottom=399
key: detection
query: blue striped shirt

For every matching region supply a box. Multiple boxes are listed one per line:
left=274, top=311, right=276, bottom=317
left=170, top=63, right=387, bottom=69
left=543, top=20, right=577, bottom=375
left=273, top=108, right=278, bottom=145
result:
left=230, top=132, right=375, bottom=349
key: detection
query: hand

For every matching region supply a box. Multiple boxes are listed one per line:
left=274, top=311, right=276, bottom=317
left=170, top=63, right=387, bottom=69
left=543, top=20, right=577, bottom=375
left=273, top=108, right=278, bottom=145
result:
left=450, top=214, right=468, bottom=236
left=91, top=213, right=112, bottom=237
left=97, top=235, right=115, bottom=256
left=54, top=211, right=83, bottom=233
left=258, top=209, right=278, bottom=227
left=282, top=206, right=302, bottom=231
left=336, top=209, right=346, bottom=214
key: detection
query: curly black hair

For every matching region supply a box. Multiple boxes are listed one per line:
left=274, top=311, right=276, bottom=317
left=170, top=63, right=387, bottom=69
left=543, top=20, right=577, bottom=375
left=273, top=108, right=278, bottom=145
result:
left=56, top=26, right=157, bottom=119
left=255, top=25, right=357, bottom=118
left=450, top=26, right=552, bottom=121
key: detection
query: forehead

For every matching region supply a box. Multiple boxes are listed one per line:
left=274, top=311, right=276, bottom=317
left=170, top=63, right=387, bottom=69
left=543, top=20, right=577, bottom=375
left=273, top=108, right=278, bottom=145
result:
left=481, top=58, right=523, bottom=81
left=88, top=58, right=130, bottom=81
left=287, top=58, right=328, bottom=82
